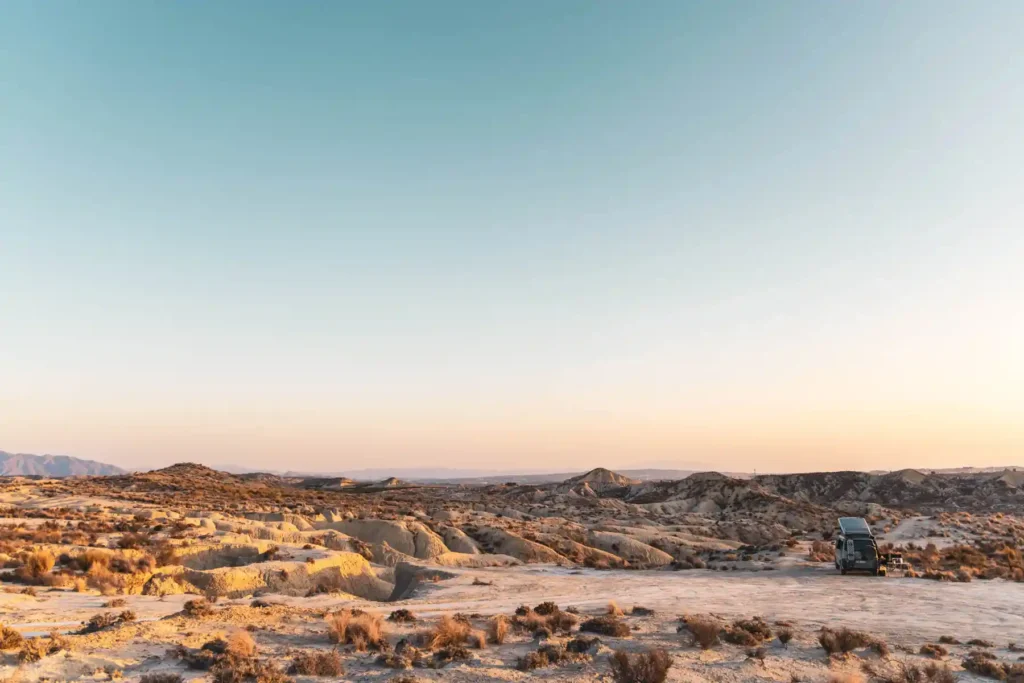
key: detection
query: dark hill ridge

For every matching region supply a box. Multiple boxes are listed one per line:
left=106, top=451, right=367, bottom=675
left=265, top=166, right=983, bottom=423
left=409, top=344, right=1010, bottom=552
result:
left=0, top=451, right=124, bottom=477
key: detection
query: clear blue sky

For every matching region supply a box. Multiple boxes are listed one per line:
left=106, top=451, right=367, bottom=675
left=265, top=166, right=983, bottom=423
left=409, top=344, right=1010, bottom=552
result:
left=2, top=2, right=1022, bottom=472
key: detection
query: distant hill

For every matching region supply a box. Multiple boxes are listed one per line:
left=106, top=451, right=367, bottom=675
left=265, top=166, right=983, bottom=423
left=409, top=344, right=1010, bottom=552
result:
left=0, top=451, right=125, bottom=477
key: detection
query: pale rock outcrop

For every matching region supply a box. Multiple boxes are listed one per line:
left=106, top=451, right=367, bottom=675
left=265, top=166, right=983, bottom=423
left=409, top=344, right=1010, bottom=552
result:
left=586, top=530, right=674, bottom=566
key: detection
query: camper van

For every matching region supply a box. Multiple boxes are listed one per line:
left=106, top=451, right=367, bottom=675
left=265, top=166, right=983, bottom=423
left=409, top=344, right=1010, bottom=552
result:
left=834, top=517, right=881, bottom=575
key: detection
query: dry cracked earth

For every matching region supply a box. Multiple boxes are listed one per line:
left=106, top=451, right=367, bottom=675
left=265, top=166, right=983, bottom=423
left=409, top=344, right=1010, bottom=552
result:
left=1, top=464, right=1024, bottom=683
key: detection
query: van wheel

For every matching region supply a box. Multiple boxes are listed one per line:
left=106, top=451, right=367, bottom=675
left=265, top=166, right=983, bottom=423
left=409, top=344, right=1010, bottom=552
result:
left=840, top=567, right=847, bottom=575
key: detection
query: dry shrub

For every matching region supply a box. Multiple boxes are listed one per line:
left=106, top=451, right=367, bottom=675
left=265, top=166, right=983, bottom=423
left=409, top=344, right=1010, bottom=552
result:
left=968, top=638, right=995, bottom=648
left=183, top=598, right=214, bottom=618
left=388, top=609, right=417, bottom=623
left=140, top=674, right=184, bottom=683
left=79, top=610, right=136, bottom=634
left=938, top=635, right=960, bottom=645
left=288, top=650, right=343, bottom=676
left=376, top=639, right=424, bottom=669
left=487, top=615, right=509, bottom=644
left=467, top=630, right=486, bottom=649
left=680, top=615, right=722, bottom=650
left=517, top=649, right=550, bottom=671
left=923, top=663, right=956, bottom=683
left=0, top=624, right=25, bottom=649
left=963, top=651, right=1014, bottom=680
left=426, top=644, right=471, bottom=668
left=420, top=614, right=470, bottom=650
left=607, top=601, right=625, bottom=617
left=723, top=617, right=772, bottom=646
left=778, top=628, right=794, bottom=646
left=534, top=601, right=559, bottom=615
left=547, top=609, right=579, bottom=634
left=105, top=598, right=128, bottom=608
left=517, top=641, right=593, bottom=671
left=580, top=616, right=630, bottom=637
left=819, top=627, right=878, bottom=655
left=16, top=549, right=56, bottom=582
left=920, top=643, right=948, bottom=659
left=631, top=606, right=655, bottom=616
left=610, top=648, right=673, bottom=683
left=19, top=635, right=64, bottom=663
left=326, top=609, right=387, bottom=652
left=809, top=541, right=833, bottom=562
left=226, top=631, right=257, bottom=659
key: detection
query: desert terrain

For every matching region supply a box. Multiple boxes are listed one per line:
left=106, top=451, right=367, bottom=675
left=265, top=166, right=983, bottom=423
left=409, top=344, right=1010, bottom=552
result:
left=1, top=464, right=1023, bottom=683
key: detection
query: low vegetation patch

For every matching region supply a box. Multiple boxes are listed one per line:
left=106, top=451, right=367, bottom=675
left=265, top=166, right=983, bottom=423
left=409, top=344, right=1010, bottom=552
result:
left=609, top=648, right=673, bottom=683
left=289, top=650, right=343, bottom=676
left=580, top=615, right=630, bottom=637
left=327, top=609, right=387, bottom=652
left=678, top=615, right=722, bottom=650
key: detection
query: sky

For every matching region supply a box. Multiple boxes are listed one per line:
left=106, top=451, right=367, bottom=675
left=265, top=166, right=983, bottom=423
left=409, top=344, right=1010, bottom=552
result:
left=1, top=2, right=1022, bottom=474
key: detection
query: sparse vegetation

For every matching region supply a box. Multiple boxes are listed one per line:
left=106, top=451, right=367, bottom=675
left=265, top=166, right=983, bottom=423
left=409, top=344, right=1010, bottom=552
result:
left=326, top=609, right=387, bottom=652
left=609, top=648, right=673, bottom=683
left=580, top=615, right=631, bottom=637
left=288, top=649, right=343, bottom=676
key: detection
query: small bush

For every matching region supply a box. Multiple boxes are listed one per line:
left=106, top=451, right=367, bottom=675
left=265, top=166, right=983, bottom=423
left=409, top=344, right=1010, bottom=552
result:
left=607, top=601, right=625, bottom=617
left=681, top=615, right=721, bottom=650
left=488, top=615, right=509, bottom=644
left=963, top=651, right=1008, bottom=680
left=467, top=630, right=486, bottom=649
left=778, top=628, right=793, bottom=646
left=920, top=643, right=948, bottom=659
left=26, top=549, right=56, bottom=578
left=388, top=609, right=417, bottom=623
left=0, top=624, right=25, bottom=650
left=226, top=631, right=257, bottom=659
left=183, top=598, right=214, bottom=618
left=819, top=627, right=877, bottom=655
left=289, top=650, right=343, bottom=676
left=534, top=601, right=559, bottom=615
left=517, top=650, right=549, bottom=671
left=609, top=648, right=673, bottom=683
left=419, top=614, right=470, bottom=651
left=631, top=606, right=655, bottom=616
left=580, top=616, right=630, bottom=637
left=140, top=674, right=184, bottom=683
left=938, top=635, right=960, bottom=645
left=968, top=639, right=995, bottom=648
left=326, top=610, right=387, bottom=652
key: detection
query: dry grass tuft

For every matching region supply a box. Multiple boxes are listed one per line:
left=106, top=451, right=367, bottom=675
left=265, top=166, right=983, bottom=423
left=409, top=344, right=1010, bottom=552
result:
left=609, top=648, right=673, bottom=683
left=487, top=615, right=509, bottom=644
left=607, top=601, right=625, bottom=617
left=288, top=650, right=343, bottom=676
left=226, top=631, right=257, bottom=659
left=679, top=615, right=722, bottom=650
left=920, top=643, right=948, bottom=659
left=420, top=614, right=470, bottom=650
left=326, top=610, right=387, bottom=652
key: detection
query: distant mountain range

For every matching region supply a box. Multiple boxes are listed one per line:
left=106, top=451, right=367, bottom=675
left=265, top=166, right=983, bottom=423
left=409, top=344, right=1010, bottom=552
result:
left=0, top=451, right=125, bottom=477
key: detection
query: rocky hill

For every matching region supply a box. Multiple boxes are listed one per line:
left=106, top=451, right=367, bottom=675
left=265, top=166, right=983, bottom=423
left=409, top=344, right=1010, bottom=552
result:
left=0, top=451, right=125, bottom=477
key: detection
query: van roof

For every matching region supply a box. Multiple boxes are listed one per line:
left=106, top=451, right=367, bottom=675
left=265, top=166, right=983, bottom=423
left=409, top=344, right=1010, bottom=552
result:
left=838, top=517, right=872, bottom=536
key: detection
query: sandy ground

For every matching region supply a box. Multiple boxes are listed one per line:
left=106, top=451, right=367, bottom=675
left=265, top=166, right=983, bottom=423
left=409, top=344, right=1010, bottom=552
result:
left=380, top=564, right=1024, bottom=644
left=6, top=565, right=1021, bottom=644
left=3, top=565, right=1023, bottom=682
